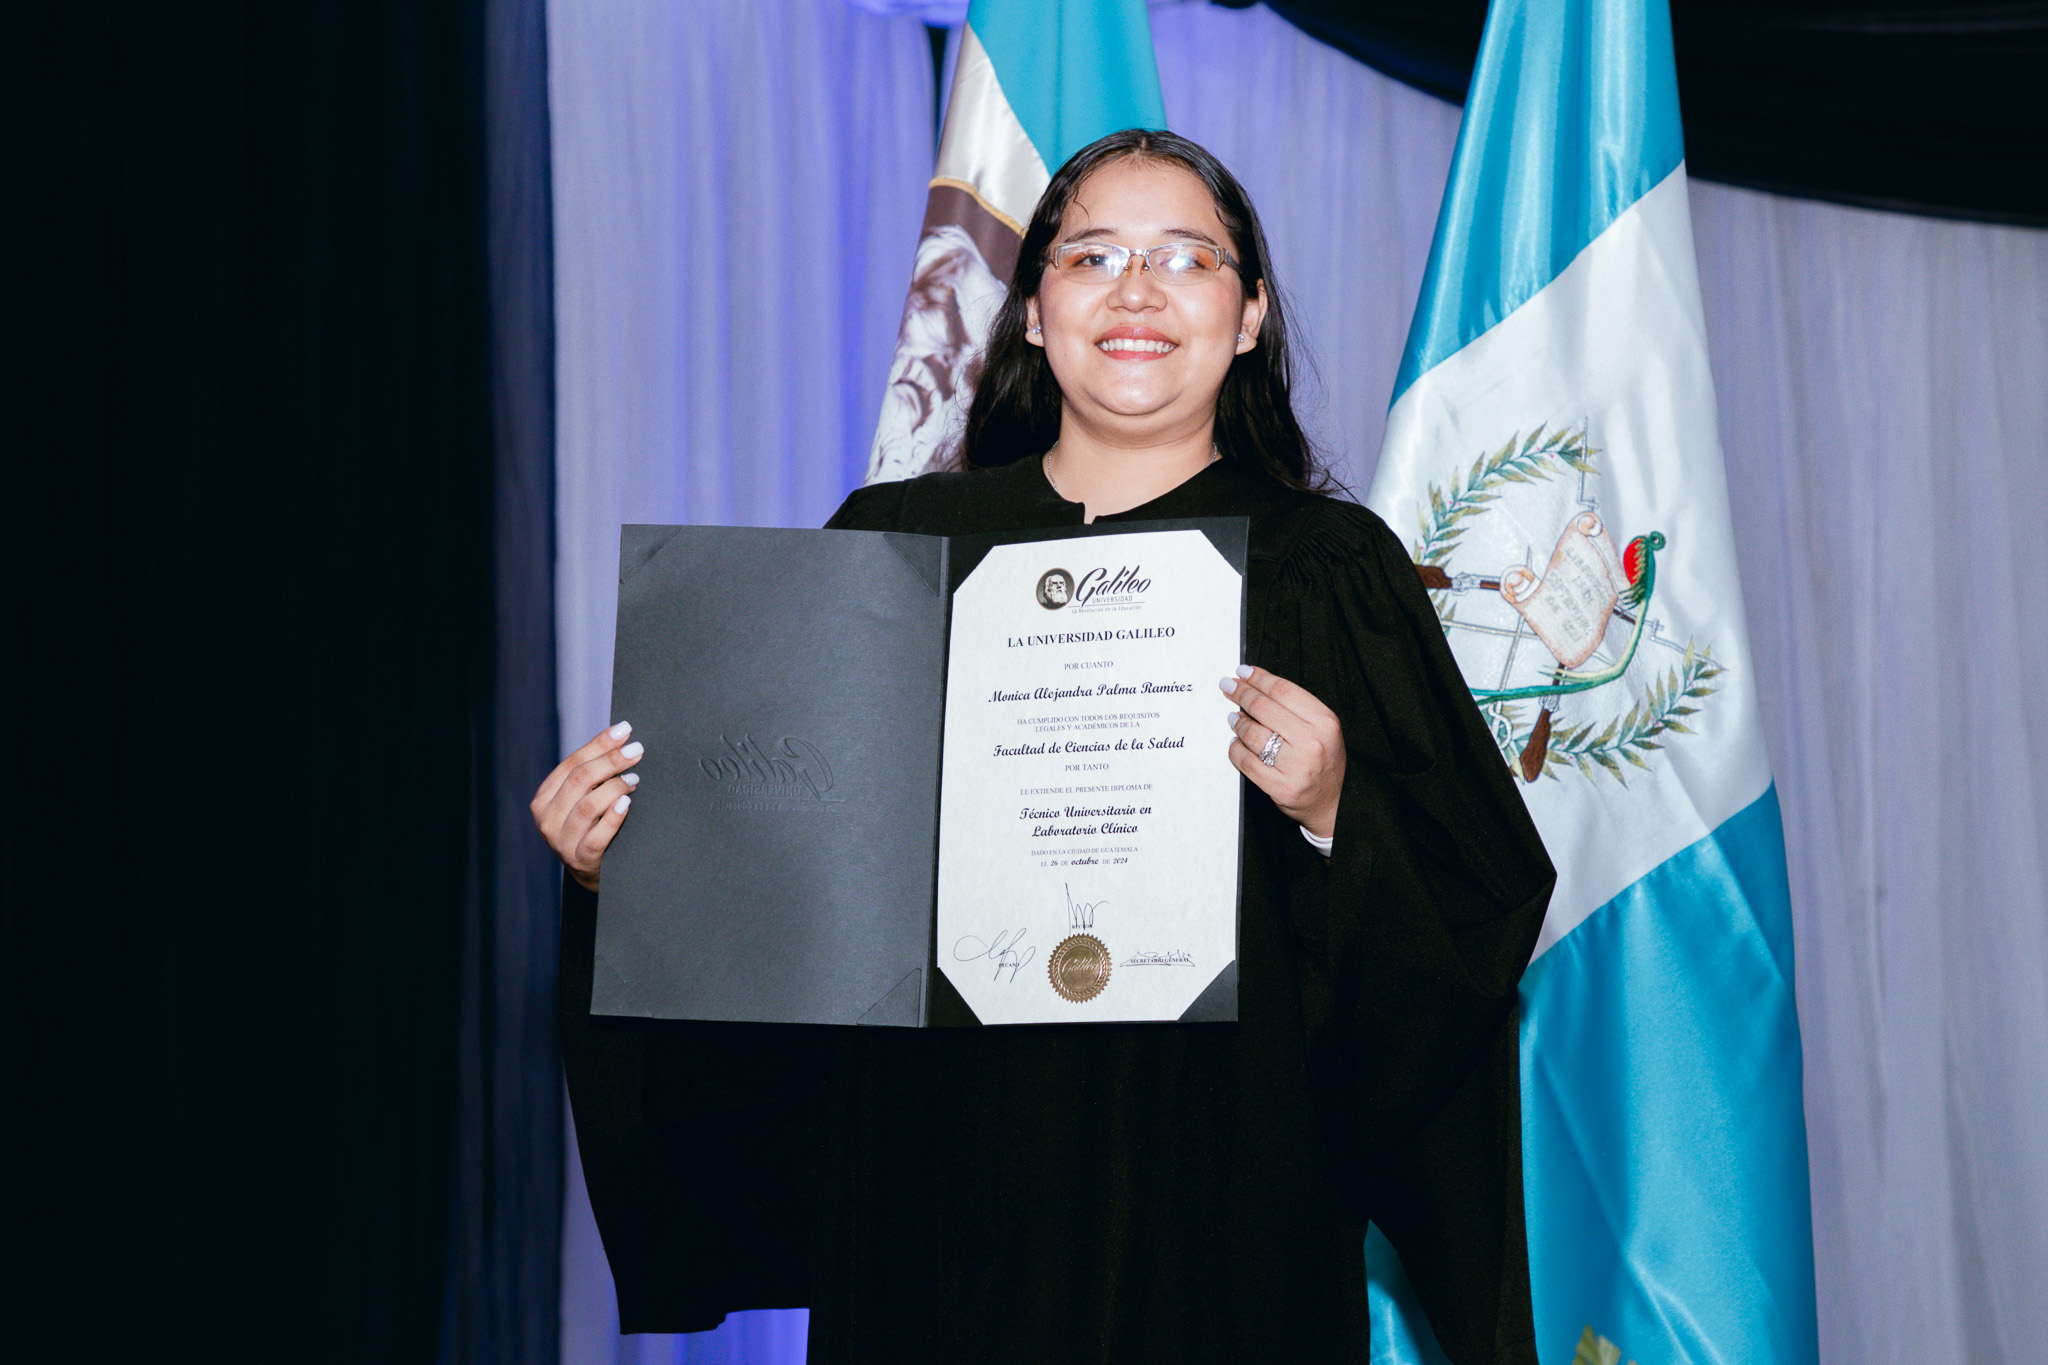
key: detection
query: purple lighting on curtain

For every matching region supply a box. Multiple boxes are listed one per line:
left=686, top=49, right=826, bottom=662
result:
left=548, top=0, right=933, bottom=1359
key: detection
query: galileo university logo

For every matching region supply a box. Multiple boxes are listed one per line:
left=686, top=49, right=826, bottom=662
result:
left=1035, top=564, right=1152, bottom=612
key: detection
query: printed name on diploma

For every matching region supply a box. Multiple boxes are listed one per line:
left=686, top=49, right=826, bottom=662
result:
left=988, top=680, right=1195, bottom=702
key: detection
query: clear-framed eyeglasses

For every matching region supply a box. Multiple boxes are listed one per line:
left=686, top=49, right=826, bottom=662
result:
left=1046, top=240, right=1239, bottom=286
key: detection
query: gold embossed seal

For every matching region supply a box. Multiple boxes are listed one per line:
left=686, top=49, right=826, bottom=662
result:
left=1047, top=934, right=1111, bottom=1003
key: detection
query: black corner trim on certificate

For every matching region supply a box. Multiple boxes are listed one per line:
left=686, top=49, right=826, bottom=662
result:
left=593, top=517, right=1247, bottom=1029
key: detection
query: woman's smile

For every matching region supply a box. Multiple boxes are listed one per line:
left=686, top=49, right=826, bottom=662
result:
left=1095, top=325, right=1178, bottom=359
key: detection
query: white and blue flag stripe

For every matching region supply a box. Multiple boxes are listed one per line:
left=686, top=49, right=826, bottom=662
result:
left=1366, top=0, right=1821, bottom=1361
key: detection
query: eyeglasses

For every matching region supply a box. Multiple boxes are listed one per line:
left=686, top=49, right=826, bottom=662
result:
left=1046, top=240, right=1239, bottom=286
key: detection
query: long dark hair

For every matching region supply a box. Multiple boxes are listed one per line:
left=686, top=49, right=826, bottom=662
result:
left=961, top=129, right=1326, bottom=492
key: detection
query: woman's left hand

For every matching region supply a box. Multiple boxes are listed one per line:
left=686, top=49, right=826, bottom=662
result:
left=1223, top=665, right=1346, bottom=841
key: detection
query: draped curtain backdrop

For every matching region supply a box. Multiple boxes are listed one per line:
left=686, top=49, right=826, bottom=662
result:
left=547, top=1, right=933, bottom=1358
left=547, top=4, right=2048, bottom=1362
left=8, top=2, right=561, bottom=1362
left=450, top=0, right=568, bottom=1360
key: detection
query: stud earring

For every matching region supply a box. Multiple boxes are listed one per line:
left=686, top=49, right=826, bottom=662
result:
left=1237, top=331, right=1246, bottom=343
left=1029, top=325, right=1042, bottom=335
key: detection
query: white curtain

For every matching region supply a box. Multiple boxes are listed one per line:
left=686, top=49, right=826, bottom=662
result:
left=1692, top=188, right=2048, bottom=1362
left=547, top=0, right=934, bottom=752
left=549, top=3, right=2048, bottom=1360
left=546, top=1, right=932, bottom=1361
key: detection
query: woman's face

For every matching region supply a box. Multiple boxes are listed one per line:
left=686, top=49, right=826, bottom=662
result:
left=1026, top=159, right=1266, bottom=443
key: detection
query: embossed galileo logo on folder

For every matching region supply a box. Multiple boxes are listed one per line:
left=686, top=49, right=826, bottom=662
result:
left=696, top=735, right=841, bottom=807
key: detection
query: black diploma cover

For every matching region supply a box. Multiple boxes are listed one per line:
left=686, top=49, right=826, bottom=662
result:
left=592, top=517, right=1247, bottom=1028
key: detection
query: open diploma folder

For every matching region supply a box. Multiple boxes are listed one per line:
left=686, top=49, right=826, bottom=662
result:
left=591, top=517, right=1247, bottom=1027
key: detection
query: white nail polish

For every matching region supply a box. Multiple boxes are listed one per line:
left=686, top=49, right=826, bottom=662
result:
left=622, top=772, right=640, bottom=787
left=1219, top=676, right=1237, bottom=694
left=609, top=721, right=632, bottom=740
left=1225, top=711, right=1240, bottom=729
left=620, top=741, right=644, bottom=760
left=1234, top=664, right=1255, bottom=679
left=613, top=795, right=631, bottom=815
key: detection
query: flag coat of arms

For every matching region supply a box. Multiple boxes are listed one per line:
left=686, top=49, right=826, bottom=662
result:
left=1364, top=0, right=1822, bottom=1361
left=865, top=0, right=1165, bottom=484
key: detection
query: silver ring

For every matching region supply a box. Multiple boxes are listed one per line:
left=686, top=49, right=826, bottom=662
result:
left=1258, top=732, right=1284, bottom=767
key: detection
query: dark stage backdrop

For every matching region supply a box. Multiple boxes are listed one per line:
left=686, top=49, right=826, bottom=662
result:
left=5, top=3, right=559, bottom=1363
left=1235, top=0, right=2048, bottom=225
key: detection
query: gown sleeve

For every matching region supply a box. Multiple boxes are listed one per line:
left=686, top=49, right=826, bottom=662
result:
left=1262, top=501, right=1554, bottom=1365
left=558, top=875, right=825, bottom=1333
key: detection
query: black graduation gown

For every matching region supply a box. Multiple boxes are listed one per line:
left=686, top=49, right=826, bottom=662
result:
left=559, top=454, right=1555, bottom=1365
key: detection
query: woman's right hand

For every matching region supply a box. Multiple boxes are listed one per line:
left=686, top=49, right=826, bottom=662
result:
left=532, top=722, right=645, bottom=892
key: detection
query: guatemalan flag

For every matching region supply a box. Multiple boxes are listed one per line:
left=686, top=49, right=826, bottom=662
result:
left=1364, top=0, right=1822, bottom=1362
left=865, top=0, right=1166, bottom=483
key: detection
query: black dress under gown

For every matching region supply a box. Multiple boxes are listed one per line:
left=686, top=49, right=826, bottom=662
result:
left=558, top=454, right=1555, bottom=1364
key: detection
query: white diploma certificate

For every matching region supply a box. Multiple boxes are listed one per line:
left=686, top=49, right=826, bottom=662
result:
left=936, top=527, right=1244, bottom=1024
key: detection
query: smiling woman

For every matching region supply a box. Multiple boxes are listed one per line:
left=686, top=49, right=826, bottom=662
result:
left=1023, top=157, right=1266, bottom=503
left=551, top=130, right=1557, bottom=1365
left=967, top=132, right=1319, bottom=504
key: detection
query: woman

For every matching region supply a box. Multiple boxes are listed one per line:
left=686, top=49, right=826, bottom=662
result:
left=536, top=131, right=1554, bottom=1363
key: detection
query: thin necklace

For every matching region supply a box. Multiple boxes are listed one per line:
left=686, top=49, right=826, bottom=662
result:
left=1044, top=443, right=1219, bottom=497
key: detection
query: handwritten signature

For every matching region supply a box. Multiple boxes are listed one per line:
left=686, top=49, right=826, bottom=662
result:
left=1121, top=949, right=1195, bottom=967
left=1064, top=883, right=1107, bottom=931
left=953, top=928, right=1036, bottom=984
